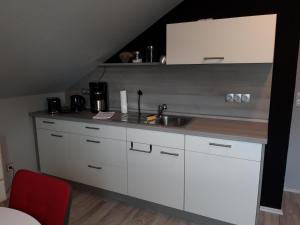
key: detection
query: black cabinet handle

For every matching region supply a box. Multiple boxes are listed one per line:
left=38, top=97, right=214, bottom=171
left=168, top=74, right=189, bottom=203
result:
left=88, top=165, right=102, bottom=170
left=85, top=126, right=100, bottom=130
left=86, top=139, right=100, bottom=144
left=209, top=143, right=232, bottom=148
left=43, top=121, right=54, bottom=124
left=160, top=151, right=179, bottom=157
left=51, top=134, right=63, bottom=138
left=203, top=57, right=225, bottom=60
left=129, top=142, right=152, bottom=153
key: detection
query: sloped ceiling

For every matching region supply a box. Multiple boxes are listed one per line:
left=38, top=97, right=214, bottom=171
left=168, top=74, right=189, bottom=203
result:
left=0, top=0, right=182, bottom=98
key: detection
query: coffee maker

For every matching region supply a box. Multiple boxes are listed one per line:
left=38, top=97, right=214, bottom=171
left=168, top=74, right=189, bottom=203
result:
left=89, top=82, right=108, bottom=113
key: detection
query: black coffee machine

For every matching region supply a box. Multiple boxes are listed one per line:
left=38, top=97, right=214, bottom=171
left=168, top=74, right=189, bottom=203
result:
left=89, top=82, right=108, bottom=113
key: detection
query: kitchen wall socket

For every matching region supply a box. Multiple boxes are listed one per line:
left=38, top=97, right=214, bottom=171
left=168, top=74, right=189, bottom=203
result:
left=6, top=162, right=14, bottom=172
left=233, top=94, right=242, bottom=103
left=226, top=93, right=251, bottom=103
left=241, top=94, right=251, bottom=103
left=225, top=93, right=234, bottom=102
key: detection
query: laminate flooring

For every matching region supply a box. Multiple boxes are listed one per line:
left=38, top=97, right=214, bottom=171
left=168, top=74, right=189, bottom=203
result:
left=69, top=185, right=300, bottom=225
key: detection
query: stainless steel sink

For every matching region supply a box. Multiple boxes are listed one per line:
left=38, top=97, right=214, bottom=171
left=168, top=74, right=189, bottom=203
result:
left=121, top=113, right=191, bottom=127
left=158, top=115, right=191, bottom=127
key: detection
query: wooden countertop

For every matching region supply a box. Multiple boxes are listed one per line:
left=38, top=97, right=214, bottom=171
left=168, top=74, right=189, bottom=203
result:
left=185, top=117, right=268, bottom=144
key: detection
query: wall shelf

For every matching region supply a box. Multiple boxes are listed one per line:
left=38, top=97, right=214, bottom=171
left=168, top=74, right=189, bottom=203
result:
left=98, top=62, right=163, bottom=67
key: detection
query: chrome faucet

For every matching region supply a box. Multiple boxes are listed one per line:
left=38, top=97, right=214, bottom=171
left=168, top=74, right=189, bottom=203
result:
left=157, top=104, right=167, bottom=118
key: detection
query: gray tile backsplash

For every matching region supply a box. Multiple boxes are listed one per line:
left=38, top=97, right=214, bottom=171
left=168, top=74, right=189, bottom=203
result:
left=66, top=64, right=272, bottom=120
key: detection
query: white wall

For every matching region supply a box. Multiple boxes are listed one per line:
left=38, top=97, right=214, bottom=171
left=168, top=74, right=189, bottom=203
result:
left=0, top=0, right=181, bottom=98
left=0, top=93, right=65, bottom=174
left=285, top=46, right=300, bottom=192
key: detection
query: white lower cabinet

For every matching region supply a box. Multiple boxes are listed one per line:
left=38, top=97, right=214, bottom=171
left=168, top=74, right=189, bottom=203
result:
left=36, top=118, right=263, bottom=225
left=127, top=142, right=184, bottom=209
left=185, top=135, right=262, bottom=225
left=37, top=129, right=70, bottom=179
left=36, top=119, right=127, bottom=195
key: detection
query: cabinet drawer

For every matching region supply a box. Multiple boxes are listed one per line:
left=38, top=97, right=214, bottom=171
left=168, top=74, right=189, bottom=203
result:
left=76, top=123, right=126, bottom=140
left=72, top=136, right=126, bottom=167
left=77, top=162, right=127, bottom=195
left=36, top=118, right=78, bottom=132
left=36, top=117, right=126, bottom=140
left=185, top=135, right=262, bottom=161
left=127, top=128, right=184, bottom=149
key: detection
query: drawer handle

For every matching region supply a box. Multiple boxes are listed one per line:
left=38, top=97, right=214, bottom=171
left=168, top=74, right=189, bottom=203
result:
left=203, top=57, right=225, bottom=60
left=51, top=134, right=63, bottom=138
left=86, top=139, right=100, bottom=144
left=85, top=126, right=100, bottom=130
left=129, top=142, right=152, bottom=153
left=88, top=165, right=102, bottom=170
left=209, top=143, right=232, bottom=148
left=160, top=151, right=179, bottom=157
left=43, top=121, right=54, bottom=124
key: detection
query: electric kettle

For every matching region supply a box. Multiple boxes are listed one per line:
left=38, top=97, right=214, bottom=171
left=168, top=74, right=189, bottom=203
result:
left=70, top=95, right=86, bottom=112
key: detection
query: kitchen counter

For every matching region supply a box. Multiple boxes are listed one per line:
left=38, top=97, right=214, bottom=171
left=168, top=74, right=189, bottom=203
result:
left=30, top=111, right=268, bottom=144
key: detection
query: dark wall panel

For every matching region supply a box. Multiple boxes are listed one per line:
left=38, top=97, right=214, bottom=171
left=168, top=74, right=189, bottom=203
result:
left=106, top=1, right=300, bottom=209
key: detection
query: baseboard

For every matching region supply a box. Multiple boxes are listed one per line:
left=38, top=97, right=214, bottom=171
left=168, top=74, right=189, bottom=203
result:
left=260, top=206, right=283, bottom=215
left=284, top=187, right=300, bottom=194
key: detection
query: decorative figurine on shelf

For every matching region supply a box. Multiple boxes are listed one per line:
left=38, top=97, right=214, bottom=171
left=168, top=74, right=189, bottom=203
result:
left=119, top=52, right=134, bottom=63
left=132, top=51, right=142, bottom=63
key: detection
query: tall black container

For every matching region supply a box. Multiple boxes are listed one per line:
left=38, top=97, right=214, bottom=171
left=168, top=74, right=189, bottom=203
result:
left=89, top=82, right=109, bottom=113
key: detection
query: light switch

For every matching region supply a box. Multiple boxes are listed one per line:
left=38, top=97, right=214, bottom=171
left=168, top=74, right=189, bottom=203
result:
left=296, top=92, right=300, bottom=107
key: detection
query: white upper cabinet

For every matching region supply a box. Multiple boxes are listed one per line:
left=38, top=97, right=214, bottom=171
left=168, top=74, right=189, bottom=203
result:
left=167, top=14, right=277, bottom=64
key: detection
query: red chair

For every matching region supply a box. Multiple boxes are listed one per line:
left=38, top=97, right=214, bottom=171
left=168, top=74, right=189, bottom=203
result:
left=9, top=170, right=71, bottom=225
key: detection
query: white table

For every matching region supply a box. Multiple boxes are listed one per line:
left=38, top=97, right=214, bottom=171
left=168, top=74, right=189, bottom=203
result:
left=0, top=207, right=41, bottom=225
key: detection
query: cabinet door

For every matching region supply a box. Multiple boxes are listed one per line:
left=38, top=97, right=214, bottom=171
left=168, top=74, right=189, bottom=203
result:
left=66, top=134, right=127, bottom=194
left=37, top=129, right=69, bottom=178
left=127, top=142, right=184, bottom=209
left=185, top=151, right=260, bottom=225
left=167, top=14, right=276, bottom=64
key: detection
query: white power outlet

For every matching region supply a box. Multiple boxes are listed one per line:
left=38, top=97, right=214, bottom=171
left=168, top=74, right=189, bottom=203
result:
left=233, top=94, right=242, bottom=103
left=241, top=94, right=251, bottom=103
left=225, top=93, right=234, bottom=102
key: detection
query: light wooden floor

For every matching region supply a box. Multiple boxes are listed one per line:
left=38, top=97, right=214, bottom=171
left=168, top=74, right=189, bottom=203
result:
left=259, top=192, right=300, bottom=225
left=69, top=185, right=300, bottom=225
